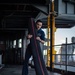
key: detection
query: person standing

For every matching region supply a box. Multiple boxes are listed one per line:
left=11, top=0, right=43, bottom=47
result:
left=22, top=19, right=45, bottom=75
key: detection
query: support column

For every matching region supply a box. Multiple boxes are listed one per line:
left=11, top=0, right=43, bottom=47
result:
left=50, top=0, right=56, bottom=71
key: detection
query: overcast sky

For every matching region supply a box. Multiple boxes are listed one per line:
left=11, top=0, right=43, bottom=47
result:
left=55, top=26, right=75, bottom=45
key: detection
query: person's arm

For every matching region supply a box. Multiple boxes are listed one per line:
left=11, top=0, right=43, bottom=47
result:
left=36, top=37, right=45, bottom=44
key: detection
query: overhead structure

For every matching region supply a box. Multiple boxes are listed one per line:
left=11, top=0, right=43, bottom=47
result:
left=0, top=0, right=75, bottom=30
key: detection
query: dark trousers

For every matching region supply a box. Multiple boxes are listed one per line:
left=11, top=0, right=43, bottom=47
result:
left=22, top=44, right=32, bottom=75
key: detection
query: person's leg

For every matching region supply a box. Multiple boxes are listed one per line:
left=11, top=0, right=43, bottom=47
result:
left=22, top=44, right=32, bottom=75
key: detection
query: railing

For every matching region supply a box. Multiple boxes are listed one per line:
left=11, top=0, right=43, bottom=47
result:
left=45, top=40, right=75, bottom=73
